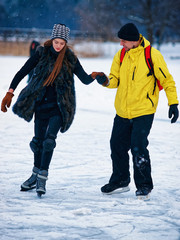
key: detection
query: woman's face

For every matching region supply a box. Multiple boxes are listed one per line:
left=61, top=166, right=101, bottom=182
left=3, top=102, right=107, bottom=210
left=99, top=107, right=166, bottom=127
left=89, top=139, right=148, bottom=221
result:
left=52, top=38, right=66, bottom=52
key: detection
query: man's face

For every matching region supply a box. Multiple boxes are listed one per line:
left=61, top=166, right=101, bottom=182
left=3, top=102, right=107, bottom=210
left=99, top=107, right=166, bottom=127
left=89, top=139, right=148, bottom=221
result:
left=120, top=39, right=137, bottom=51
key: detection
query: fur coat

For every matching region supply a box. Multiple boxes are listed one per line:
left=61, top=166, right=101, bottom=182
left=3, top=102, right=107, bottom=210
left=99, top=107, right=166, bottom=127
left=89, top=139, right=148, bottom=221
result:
left=13, top=46, right=77, bottom=133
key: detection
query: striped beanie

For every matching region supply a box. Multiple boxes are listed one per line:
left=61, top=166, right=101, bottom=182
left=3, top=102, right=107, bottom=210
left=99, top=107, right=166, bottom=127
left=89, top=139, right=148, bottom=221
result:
left=51, top=24, right=70, bottom=42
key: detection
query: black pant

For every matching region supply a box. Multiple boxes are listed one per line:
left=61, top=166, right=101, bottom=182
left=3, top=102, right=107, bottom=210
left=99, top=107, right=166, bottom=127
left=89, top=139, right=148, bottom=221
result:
left=109, top=114, right=154, bottom=190
left=33, top=115, right=62, bottom=170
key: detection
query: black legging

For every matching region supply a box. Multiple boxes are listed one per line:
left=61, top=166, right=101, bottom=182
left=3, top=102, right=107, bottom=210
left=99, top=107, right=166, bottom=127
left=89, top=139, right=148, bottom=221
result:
left=33, top=115, right=62, bottom=170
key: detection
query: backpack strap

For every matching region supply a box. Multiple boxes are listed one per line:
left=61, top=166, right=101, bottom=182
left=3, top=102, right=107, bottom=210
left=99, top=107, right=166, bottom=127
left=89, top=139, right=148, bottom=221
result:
left=145, top=45, right=163, bottom=93
left=145, top=45, right=155, bottom=76
left=120, top=48, right=126, bottom=66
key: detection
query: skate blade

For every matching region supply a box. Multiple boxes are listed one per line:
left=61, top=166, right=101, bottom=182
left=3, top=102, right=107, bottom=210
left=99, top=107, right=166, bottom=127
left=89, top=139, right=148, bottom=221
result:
left=137, top=194, right=150, bottom=201
left=37, top=192, right=43, bottom=198
left=102, top=186, right=130, bottom=195
left=36, top=190, right=46, bottom=198
left=20, top=185, right=36, bottom=191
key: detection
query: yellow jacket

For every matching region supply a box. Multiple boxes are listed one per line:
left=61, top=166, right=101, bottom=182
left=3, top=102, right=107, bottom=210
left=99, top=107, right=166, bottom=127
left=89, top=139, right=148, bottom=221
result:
left=107, top=36, right=179, bottom=119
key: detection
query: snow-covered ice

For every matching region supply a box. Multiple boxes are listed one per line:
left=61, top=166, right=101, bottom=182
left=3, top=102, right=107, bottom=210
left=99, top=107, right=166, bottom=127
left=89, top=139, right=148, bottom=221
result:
left=0, top=43, right=180, bottom=240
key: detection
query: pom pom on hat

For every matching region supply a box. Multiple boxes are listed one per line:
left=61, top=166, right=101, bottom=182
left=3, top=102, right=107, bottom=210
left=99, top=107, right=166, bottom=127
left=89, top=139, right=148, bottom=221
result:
left=118, top=23, right=139, bottom=41
left=51, top=23, right=70, bottom=42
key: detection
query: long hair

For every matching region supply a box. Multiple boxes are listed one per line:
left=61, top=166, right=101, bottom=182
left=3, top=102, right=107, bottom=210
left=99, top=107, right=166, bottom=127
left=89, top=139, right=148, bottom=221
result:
left=43, top=39, right=67, bottom=86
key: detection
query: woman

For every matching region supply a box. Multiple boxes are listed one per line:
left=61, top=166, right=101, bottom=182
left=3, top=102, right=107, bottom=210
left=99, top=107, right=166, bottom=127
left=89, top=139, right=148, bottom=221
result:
left=1, top=23, right=102, bottom=197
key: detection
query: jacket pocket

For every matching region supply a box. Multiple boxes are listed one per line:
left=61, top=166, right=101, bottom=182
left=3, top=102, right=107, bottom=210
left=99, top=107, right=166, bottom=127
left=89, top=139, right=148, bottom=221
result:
left=147, top=93, right=154, bottom=107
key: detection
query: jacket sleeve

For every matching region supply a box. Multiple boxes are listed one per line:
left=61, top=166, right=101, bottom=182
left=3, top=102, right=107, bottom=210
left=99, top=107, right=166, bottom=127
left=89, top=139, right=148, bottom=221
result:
left=106, top=50, right=121, bottom=89
left=152, top=48, right=179, bottom=105
left=74, top=58, right=94, bottom=85
left=9, top=50, right=41, bottom=90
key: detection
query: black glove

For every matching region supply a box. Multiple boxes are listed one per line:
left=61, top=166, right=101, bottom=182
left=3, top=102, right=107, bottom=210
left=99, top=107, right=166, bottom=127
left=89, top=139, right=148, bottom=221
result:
left=96, top=75, right=109, bottom=86
left=168, top=104, right=179, bottom=123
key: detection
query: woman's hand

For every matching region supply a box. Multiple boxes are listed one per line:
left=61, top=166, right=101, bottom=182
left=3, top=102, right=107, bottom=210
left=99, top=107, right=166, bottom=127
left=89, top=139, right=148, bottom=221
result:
left=1, top=90, right=14, bottom=112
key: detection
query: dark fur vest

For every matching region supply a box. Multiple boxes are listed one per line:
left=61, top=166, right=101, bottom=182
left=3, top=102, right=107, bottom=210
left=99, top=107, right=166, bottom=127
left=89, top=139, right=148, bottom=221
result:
left=13, top=46, right=77, bottom=133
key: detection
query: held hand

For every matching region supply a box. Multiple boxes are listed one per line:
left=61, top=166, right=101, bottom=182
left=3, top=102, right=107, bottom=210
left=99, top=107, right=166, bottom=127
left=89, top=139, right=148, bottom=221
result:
left=168, top=104, right=179, bottom=123
left=96, top=74, right=109, bottom=86
left=1, top=92, right=14, bottom=112
left=91, top=72, right=104, bottom=80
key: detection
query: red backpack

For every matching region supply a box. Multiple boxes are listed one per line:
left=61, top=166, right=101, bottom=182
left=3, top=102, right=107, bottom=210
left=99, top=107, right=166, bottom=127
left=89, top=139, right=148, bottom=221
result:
left=120, top=45, right=163, bottom=92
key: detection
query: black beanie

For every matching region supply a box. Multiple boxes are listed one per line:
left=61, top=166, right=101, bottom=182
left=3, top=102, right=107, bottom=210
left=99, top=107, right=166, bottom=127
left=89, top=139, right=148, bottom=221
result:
left=118, top=23, right=139, bottom=41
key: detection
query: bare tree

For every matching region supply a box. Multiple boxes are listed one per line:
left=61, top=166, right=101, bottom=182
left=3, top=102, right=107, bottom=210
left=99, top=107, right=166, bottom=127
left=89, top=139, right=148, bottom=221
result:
left=1, top=0, right=180, bottom=46
left=129, top=0, right=180, bottom=47
left=75, top=0, right=127, bottom=40
left=76, top=0, right=180, bottom=46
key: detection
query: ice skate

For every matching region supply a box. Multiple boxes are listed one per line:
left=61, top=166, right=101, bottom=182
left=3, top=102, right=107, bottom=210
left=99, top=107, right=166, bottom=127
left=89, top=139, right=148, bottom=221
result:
left=21, top=166, right=39, bottom=191
left=36, top=170, right=48, bottom=197
left=136, top=188, right=151, bottom=201
left=101, top=180, right=130, bottom=195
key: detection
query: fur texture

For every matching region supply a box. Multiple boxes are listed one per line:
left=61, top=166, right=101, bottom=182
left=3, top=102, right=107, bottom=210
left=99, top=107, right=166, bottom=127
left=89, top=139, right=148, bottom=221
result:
left=13, top=46, right=77, bottom=133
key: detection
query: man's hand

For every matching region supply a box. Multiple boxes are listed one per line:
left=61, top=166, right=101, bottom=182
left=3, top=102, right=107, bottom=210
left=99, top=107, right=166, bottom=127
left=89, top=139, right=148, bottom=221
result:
left=168, top=104, right=179, bottom=123
left=96, top=74, right=109, bottom=86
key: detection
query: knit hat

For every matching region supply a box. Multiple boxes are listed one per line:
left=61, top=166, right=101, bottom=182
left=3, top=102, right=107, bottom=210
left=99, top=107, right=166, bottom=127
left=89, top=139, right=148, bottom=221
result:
left=117, top=23, right=139, bottom=41
left=51, top=23, right=70, bottom=42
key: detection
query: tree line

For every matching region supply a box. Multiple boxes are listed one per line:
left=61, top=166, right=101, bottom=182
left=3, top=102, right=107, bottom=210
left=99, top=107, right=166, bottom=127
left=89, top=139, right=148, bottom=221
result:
left=0, top=0, right=180, bottom=45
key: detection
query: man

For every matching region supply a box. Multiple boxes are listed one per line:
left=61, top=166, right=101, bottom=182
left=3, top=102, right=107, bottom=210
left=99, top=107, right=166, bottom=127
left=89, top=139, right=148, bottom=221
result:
left=96, top=23, right=179, bottom=199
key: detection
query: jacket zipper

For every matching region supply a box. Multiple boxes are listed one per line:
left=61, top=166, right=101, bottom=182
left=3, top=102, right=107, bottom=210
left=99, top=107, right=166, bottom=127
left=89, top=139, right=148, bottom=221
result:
left=147, top=93, right=154, bottom=107
left=159, top=68, right=166, bottom=78
left=132, top=66, right=136, bottom=80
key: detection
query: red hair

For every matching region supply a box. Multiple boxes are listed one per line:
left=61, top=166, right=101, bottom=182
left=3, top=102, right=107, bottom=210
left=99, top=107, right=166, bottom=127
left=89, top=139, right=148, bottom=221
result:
left=43, top=39, right=67, bottom=86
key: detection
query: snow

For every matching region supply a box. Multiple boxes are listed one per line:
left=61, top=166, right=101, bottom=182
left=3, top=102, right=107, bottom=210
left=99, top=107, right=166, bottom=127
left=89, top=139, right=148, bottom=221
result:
left=0, top=43, right=180, bottom=240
